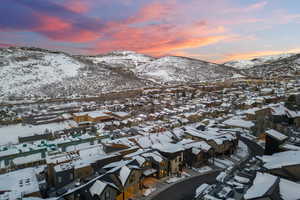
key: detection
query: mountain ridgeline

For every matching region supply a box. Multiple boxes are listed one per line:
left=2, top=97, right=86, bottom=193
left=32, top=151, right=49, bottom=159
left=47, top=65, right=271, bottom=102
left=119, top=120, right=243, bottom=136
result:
left=0, top=47, right=299, bottom=99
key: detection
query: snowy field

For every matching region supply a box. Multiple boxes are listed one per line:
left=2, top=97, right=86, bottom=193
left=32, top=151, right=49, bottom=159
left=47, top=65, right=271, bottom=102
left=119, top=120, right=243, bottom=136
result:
left=0, top=121, right=77, bottom=146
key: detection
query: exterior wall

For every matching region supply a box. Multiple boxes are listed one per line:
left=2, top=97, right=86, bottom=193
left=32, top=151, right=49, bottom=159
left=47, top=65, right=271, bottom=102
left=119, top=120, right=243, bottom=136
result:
left=284, top=165, right=300, bottom=180
left=295, top=117, right=300, bottom=128
left=23, top=191, right=42, bottom=198
left=267, top=168, right=288, bottom=179
left=98, top=187, right=119, bottom=200
left=193, top=152, right=209, bottom=168
left=152, top=160, right=168, bottom=179
left=264, top=135, right=282, bottom=155
left=74, top=115, right=88, bottom=123
left=88, top=116, right=114, bottom=123
left=125, top=169, right=142, bottom=193
left=116, top=191, right=133, bottom=200
left=246, top=114, right=256, bottom=120
left=53, top=168, right=75, bottom=189
left=169, top=153, right=183, bottom=175
left=207, top=140, right=222, bottom=154
left=74, top=165, right=93, bottom=180
left=116, top=170, right=142, bottom=200
left=267, top=166, right=300, bottom=181
left=14, top=159, right=46, bottom=170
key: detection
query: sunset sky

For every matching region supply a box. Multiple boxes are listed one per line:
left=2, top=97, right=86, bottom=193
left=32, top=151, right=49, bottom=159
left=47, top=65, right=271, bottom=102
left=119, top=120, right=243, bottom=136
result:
left=1, top=0, right=300, bottom=63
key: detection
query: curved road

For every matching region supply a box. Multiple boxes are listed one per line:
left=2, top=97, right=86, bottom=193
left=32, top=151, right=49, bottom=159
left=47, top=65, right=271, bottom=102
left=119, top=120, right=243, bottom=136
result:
left=151, top=171, right=220, bottom=200
left=150, top=136, right=264, bottom=200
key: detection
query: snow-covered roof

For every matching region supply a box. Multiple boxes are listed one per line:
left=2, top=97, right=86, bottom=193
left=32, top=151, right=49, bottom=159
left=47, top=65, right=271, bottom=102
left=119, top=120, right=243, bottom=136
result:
left=152, top=143, right=184, bottom=153
left=133, top=132, right=174, bottom=149
left=262, top=150, right=300, bottom=169
left=234, top=175, right=250, bottom=184
left=265, top=129, right=288, bottom=141
left=281, top=143, right=300, bottom=151
left=119, top=166, right=131, bottom=186
left=279, top=178, right=300, bottom=200
left=143, top=168, right=157, bottom=176
left=13, top=153, right=43, bottom=166
left=183, top=141, right=212, bottom=152
left=89, top=180, right=107, bottom=197
left=244, top=172, right=277, bottom=200
left=113, top=111, right=130, bottom=118
left=269, top=104, right=287, bottom=116
left=132, top=155, right=146, bottom=166
left=195, top=183, right=210, bottom=197
left=245, top=172, right=300, bottom=200
left=142, top=151, right=164, bottom=163
left=223, top=117, right=254, bottom=129
left=88, top=111, right=110, bottom=118
left=0, top=168, right=40, bottom=199
left=243, top=107, right=261, bottom=115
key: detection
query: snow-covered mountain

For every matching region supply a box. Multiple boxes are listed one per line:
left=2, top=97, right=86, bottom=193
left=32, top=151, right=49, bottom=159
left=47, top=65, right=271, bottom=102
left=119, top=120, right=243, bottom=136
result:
left=2, top=46, right=298, bottom=100
left=85, top=50, right=155, bottom=71
left=223, top=53, right=300, bottom=79
left=242, top=54, right=300, bottom=78
left=0, top=47, right=246, bottom=99
left=224, top=53, right=296, bottom=69
left=0, top=47, right=82, bottom=98
left=136, top=56, right=242, bottom=84
left=0, top=47, right=153, bottom=99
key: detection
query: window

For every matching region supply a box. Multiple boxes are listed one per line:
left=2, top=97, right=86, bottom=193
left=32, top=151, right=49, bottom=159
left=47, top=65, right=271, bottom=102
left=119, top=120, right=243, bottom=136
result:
left=58, top=176, right=62, bottom=183
left=70, top=173, right=73, bottom=180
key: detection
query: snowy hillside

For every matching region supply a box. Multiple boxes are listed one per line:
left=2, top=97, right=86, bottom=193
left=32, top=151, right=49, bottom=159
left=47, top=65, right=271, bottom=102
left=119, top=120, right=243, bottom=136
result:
left=2, top=46, right=298, bottom=100
left=224, top=53, right=296, bottom=69
left=0, top=47, right=153, bottom=99
left=242, top=54, right=300, bottom=78
left=0, top=47, right=82, bottom=97
left=136, top=56, right=241, bottom=83
left=85, top=51, right=154, bottom=70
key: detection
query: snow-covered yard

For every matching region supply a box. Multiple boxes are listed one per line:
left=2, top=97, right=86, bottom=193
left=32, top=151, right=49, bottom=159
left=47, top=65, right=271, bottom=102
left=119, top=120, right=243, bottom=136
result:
left=0, top=121, right=77, bottom=146
left=193, top=166, right=212, bottom=174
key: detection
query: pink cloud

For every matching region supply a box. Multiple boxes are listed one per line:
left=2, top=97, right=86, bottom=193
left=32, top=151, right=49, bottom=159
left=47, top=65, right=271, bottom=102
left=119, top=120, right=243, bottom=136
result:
left=223, top=1, right=268, bottom=13
left=0, top=43, right=15, bottom=47
left=63, top=0, right=89, bottom=13
left=216, top=48, right=300, bottom=63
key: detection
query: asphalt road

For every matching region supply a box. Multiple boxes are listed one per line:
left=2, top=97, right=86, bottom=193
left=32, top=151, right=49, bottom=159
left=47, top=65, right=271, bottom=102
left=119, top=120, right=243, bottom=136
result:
left=151, top=171, right=219, bottom=200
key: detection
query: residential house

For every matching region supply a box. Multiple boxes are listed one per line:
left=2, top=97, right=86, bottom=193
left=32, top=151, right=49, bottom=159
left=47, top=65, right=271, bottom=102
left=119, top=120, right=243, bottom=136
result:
left=89, top=180, right=120, bottom=200
left=152, top=143, right=184, bottom=176
left=264, top=129, right=288, bottom=155
left=261, top=151, right=300, bottom=181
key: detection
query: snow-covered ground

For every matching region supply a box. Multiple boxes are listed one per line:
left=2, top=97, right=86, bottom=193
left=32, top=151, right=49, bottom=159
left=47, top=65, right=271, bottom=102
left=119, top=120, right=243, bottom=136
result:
left=224, top=53, right=296, bottom=69
left=165, top=172, right=190, bottom=184
left=0, top=48, right=82, bottom=97
left=87, top=51, right=154, bottom=69
left=214, top=158, right=235, bottom=168
left=143, top=187, right=156, bottom=197
left=193, top=166, right=212, bottom=174
left=136, top=56, right=241, bottom=83
left=0, top=121, right=77, bottom=146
